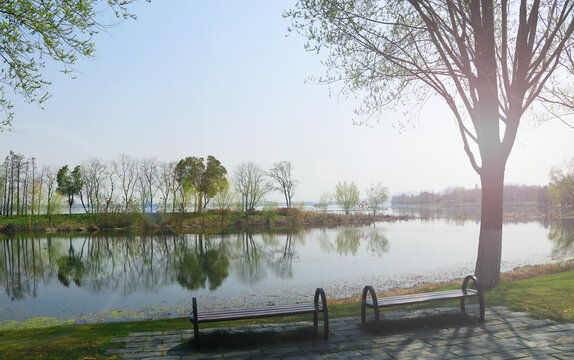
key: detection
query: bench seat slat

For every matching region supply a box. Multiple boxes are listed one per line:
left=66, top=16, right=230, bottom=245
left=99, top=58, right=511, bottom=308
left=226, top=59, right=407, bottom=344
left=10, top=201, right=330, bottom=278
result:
left=196, top=303, right=318, bottom=317
left=194, top=303, right=322, bottom=323
left=364, top=289, right=478, bottom=308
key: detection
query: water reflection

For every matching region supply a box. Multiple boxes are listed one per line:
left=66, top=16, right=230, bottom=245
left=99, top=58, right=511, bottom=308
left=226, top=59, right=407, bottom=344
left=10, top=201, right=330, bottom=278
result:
left=318, top=227, right=389, bottom=256
left=0, top=227, right=388, bottom=303
left=548, top=218, right=574, bottom=254
left=174, top=234, right=230, bottom=291
left=3, top=219, right=574, bottom=322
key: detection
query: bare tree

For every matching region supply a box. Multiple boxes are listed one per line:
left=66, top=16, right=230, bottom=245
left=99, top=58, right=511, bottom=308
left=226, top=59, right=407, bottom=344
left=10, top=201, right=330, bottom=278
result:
left=213, top=178, right=236, bottom=211
left=289, top=0, right=574, bottom=288
left=101, top=168, right=116, bottom=213
left=138, top=158, right=159, bottom=213
left=79, top=159, right=107, bottom=213
left=158, top=161, right=178, bottom=213
left=269, top=161, right=297, bottom=208
left=112, top=154, right=139, bottom=212
left=233, top=162, right=272, bottom=214
left=1, top=155, right=8, bottom=215
left=43, top=166, right=58, bottom=219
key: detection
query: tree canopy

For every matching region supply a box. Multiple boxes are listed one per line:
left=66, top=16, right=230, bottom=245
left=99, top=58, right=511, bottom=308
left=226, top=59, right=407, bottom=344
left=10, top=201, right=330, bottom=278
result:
left=365, top=183, right=389, bottom=216
left=548, top=159, right=574, bottom=207
left=0, top=0, right=139, bottom=129
left=288, top=0, right=574, bottom=288
left=175, top=155, right=227, bottom=212
left=233, top=162, right=272, bottom=214
left=335, top=181, right=360, bottom=215
left=56, top=165, right=82, bottom=214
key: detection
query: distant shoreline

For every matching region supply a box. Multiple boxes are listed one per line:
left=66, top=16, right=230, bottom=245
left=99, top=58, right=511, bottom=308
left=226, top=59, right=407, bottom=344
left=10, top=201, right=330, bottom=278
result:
left=0, top=210, right=410, bottom=235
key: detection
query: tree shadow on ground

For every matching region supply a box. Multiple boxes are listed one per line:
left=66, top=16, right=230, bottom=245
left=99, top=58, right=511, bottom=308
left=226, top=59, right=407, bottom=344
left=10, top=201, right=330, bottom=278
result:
left=170, top=326, right=320, bottom=353
left=362, top=312, right=480, bottom=334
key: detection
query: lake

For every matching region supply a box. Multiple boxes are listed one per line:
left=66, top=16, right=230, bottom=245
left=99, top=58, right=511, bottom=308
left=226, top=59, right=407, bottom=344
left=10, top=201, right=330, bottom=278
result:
left=1, top=214, right=573, bottom=325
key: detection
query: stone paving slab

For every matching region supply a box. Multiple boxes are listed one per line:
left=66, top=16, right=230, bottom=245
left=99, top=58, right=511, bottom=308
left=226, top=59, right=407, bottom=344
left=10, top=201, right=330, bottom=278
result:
left=106, top=307, right=574, bottom=359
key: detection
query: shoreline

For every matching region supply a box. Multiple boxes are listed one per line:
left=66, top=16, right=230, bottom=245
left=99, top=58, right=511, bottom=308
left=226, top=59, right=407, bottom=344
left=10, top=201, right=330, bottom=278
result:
left=2, top=259, right=573, bottom=331
left=0, top=210, right=410, bottom=235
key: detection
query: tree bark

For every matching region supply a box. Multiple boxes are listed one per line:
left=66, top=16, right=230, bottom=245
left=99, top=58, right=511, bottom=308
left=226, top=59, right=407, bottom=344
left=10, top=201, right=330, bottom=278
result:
left=474, top=160, right=505, bottom=290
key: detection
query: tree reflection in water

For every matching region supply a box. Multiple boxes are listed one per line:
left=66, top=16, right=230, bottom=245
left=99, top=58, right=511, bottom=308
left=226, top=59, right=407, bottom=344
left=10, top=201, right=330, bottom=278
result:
left=233, top=232, right=266, bottom=285
left=319, top=227, right=389, bottom=256
left=548, top=218, right=574, bottom=255
left=266, top=231, right=307, bottom=279
left=174, top=234, right=230, bottom=291
left=57, top=238, right=86, bottom=287
left=0, top=227, right=391, bottom=302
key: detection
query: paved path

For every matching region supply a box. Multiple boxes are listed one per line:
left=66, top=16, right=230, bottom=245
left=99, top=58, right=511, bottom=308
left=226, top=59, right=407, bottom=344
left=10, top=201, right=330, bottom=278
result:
left=106, top=306, right=574, bottom=359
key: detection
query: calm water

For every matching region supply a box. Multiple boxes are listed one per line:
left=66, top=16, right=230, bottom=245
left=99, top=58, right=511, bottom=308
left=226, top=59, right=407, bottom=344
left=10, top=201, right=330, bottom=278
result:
left=1, top=216, right=573, bottom=324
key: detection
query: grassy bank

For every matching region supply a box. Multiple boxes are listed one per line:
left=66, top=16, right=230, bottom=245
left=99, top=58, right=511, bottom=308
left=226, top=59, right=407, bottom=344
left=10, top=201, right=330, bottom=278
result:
left=0, top=210, right=407, bottom=235
left=2, top=265, right=574, bottom=359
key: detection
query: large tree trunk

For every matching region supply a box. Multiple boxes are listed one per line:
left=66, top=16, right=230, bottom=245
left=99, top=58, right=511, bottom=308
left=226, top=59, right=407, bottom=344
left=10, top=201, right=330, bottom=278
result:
left=474, top=160, right=505, bottom=290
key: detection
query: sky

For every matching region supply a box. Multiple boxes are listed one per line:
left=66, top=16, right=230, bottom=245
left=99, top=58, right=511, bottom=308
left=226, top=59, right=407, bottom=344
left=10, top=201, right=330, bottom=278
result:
left=1, top=1, right=574, bottom=203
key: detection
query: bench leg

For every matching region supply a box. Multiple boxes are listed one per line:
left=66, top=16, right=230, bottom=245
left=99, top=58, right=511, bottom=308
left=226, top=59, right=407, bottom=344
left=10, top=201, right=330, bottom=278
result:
left=192, top=298, right=200, bottom=351
left=478, top=292, right=485, bottom=323
left=460, top=297, right=466, bottom=313
left=323, top=305, right=329, bottom=340
left=314, top=288, right=329, bottom=340
left=462, top=275, right=486, bottom=323
left=361, top=286, right=380, bottom=325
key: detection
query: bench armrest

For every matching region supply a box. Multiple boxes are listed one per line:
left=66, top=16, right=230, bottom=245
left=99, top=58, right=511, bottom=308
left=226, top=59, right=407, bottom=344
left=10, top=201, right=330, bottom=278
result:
left=461, top=275, right=485, bottom=323
left=361, top=285, right=378, bottom=306
left=462, top=275, right=482, bottom=295
left=314, top=288, right=327, bottom=310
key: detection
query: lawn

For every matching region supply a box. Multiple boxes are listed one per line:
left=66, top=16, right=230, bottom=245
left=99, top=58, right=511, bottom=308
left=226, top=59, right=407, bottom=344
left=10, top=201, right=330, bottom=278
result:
left=1, top=269, right=573, bottom=359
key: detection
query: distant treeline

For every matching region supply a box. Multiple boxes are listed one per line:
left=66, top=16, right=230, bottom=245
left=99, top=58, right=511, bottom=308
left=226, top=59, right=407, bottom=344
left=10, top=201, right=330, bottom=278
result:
left=391, top=185, right=550, bottom=206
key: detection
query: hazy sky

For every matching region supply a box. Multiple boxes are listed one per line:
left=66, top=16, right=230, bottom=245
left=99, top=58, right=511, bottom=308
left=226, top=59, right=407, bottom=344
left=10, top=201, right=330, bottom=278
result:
left=1, top=1, right=574, bottom=202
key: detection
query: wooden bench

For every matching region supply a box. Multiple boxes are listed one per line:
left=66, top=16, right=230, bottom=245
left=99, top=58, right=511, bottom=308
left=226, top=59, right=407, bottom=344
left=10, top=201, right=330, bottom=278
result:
left=361, top=275, right=485, bottom=325
left=190, top=288, right=329, bottom=350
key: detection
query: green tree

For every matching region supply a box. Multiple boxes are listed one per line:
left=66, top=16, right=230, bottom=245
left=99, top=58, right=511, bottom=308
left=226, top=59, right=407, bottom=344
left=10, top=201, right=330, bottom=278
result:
left=56, top=165, right=83, bottom=214
left=365, top=183, right=389, bottom=216
left=288, top=0, right=574, bottom=289
left=175, top=155, right=227, bottom=212
left=315, top=192, right=332, bottom=212
left=335, top=181, right=359, bottom=215
left=548, top=159, right=574, bottom=208
left=0, top=1, right=139, bottom=129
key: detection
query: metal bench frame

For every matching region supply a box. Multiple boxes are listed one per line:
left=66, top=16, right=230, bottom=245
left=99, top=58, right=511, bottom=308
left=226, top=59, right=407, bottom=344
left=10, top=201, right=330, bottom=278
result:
left=190, top=288, right=328, bottom=350
left=361, top=275, right=485, bottom=325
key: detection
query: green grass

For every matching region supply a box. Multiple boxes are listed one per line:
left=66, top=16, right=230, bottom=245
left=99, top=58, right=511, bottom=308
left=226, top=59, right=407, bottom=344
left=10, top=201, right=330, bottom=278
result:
left=485, top=270, right=574, bottom=321
left=1, top=270, right=574, bottom=359
left=0, top=318, right=192, bottom=360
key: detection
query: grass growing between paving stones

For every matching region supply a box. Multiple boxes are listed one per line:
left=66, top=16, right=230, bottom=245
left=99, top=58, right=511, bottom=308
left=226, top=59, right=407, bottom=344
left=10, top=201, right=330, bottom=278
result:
left=2, top=268, right=574, bottom=359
